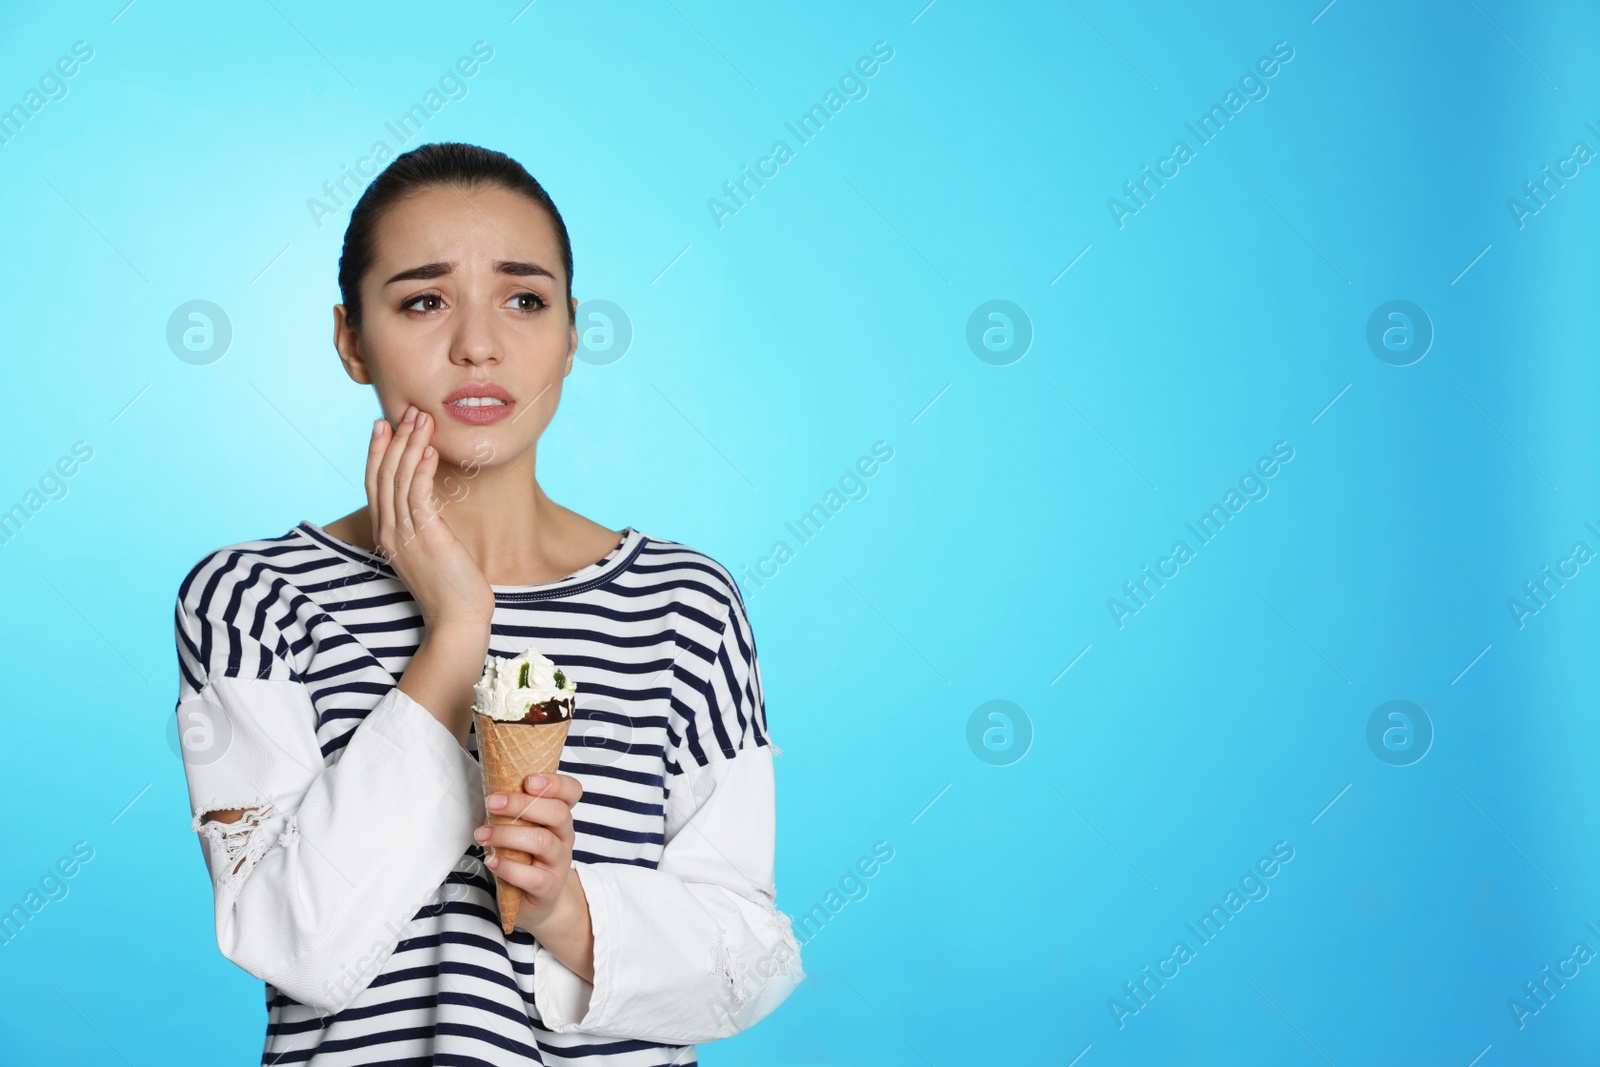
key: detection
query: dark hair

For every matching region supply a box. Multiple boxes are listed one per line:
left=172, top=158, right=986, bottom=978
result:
left=337, top=141, right=574, bottom=330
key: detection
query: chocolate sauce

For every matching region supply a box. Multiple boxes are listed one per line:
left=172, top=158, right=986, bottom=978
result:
left=514, top=695, right=574, bottom=725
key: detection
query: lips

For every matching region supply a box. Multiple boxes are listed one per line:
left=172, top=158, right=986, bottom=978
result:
left=442, top=381, right=516, bottom=425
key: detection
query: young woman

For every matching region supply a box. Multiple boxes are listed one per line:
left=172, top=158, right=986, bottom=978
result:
left=173, top=142, right=804, bottom=1065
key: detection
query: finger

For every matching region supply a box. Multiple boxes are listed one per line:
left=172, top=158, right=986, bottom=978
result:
left=392, top=411, right=432, bottom=545
left=391, top=410, right=432, bottom=544
left=485, top=851, right=561, bottom=895
left=524, top=773, right=583, bottom=807
left=364, top=418, right=388, bottom=557
left=479, top=823, right=562, bottom=862
left=486, top=775, right=582, bottom=817
left=376, top=406, right=417, bottom=555
left=393, top=415, right=432, bottom=534
left=497, top=796, right=577, bottom=844
left=406, top=428, right=443, bottom=535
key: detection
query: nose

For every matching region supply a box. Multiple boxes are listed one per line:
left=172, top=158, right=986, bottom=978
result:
left=449, top=297, right=501, bottom=367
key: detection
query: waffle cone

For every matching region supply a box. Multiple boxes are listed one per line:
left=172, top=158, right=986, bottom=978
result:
left=473, top=712, right=572, bottom=935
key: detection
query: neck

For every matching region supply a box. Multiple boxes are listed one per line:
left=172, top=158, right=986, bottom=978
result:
left=330, top=445, right=593, bottom=587
left=432, top=447, right=559, bottom=584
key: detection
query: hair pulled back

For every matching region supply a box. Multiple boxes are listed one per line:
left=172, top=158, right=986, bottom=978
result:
left=337, top=142, right=574, bottom=330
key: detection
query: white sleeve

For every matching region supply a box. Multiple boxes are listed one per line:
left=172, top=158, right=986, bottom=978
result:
left=530, top=589, right=805, bottom=1044
left=174, top=572, right=484, bottom=1017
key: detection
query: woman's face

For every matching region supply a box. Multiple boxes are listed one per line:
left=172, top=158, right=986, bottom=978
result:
left=333, top=182, right=577, bottom=471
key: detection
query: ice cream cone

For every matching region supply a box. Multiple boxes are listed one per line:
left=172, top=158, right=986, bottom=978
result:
left=473, top=711, right=572, bottom=935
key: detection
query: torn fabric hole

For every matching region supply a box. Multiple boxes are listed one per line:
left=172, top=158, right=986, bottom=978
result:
left=708, top=925, right=745, bottom=1006
left=192, top=803, right=284, bottom=895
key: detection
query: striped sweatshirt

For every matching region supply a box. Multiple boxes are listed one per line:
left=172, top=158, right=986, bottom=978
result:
left=172, top=520, right=805, bottom=1066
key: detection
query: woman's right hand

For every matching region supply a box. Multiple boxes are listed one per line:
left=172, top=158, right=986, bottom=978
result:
left=367, top=404, right=496, bottom=630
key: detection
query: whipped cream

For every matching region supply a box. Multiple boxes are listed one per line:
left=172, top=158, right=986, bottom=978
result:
left=472, top=646, right=578, bottom=722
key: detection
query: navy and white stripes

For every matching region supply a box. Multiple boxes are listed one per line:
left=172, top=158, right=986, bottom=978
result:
left=174, top=520, right=777, bottom=1065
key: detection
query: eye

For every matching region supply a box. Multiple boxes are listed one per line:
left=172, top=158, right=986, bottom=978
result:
left=508, top=290, right=548, bottom=312
left=400, top=292, right=445, bottom=313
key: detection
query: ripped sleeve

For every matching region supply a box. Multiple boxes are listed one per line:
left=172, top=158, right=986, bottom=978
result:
left=172, top=561, right=483, bottom=1015
left=178, top=679, right=484, bottom=1016
left=192, top=804, right=293, bottom=894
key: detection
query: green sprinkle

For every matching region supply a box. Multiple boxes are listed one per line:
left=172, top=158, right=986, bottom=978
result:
left=519, top=661, right=529, bottom=687
left=553, top=669, right=566, bottom=688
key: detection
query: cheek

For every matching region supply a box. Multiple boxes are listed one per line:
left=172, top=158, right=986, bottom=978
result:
left=361, top=336, right=438, bottom=407
left=529, top=311, right=574, bottom=351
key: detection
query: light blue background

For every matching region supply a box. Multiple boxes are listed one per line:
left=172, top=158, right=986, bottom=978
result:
left=1, top=1, right=1597, bottom=1063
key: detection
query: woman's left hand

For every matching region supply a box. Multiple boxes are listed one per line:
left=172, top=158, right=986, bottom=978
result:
left=476, top=773, right=584, bottom=931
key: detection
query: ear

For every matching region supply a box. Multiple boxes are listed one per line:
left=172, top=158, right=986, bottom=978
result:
left=565, top=297, right=578, bottom=376
left=333, top=305, right=371, bottom=385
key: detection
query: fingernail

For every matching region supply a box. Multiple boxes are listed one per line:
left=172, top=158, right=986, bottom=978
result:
left=474, top=826, right=490, bottom=842
left=488, top=794, right=506, bottom=809
left=403, top=405, right=417, bottom=424
left=487, top=855, right=500, bottom=868
left=527, top=775, right=546, bottom=790
left=423, top=445, right=435, bottom=459
left=372, top=419, right=383, bottom=438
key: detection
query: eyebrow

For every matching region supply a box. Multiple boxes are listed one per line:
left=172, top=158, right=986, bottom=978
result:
left=383, top=260, right=557, bottom=286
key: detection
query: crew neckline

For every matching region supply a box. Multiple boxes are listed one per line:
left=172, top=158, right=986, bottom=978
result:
left=293, top=519, right=645, bottom=599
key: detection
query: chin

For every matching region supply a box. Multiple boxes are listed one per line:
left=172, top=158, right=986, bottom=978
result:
left=440, top=428, right=507, bottom=472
